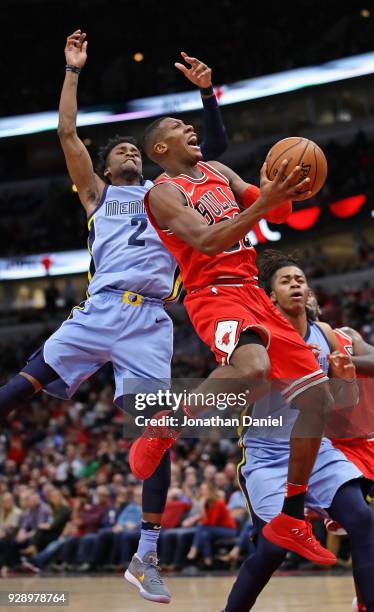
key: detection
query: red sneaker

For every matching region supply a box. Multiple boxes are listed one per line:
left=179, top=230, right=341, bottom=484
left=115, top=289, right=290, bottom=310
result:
left=262, top=513, right=336, bottom=565
left=129, top=411, right=179, bottom=480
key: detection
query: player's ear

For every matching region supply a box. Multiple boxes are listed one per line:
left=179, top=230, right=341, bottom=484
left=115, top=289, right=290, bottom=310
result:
left=154, top=141, right=167, bottom=155
left=269, top=290, right=277, bottom=304
left=104, top=167, right=111, bottom=179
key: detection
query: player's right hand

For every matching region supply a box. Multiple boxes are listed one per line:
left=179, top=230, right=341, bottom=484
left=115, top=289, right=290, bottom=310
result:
left=64, top=30, right=88, bottom=69
left=258, top=159, right=312, bottom=211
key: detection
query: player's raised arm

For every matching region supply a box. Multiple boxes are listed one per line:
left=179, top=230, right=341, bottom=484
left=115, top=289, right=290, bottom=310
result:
left=175, top=52, right=228, bottom=160
left=148, top=163, right=308, bottom=257
left=58, top=30, right=105, bottom=215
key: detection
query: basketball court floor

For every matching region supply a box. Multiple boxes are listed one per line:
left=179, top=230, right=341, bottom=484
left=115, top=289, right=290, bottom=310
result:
left=0, top=574, right=356, bottom=611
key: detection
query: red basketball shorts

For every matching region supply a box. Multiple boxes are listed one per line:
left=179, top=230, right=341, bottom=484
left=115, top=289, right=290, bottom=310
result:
left=331, top=439, right=374, bottom=480
left=184, top=282, right=328, bottom=403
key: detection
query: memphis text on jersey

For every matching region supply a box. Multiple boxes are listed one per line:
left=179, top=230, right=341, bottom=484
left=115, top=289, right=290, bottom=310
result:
left=105, top=199, right=145, bottom=216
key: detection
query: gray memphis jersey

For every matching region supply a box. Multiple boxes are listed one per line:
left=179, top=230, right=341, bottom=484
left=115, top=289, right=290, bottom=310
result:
left=87, top=182, right=180, bottom=300
left=243, top=321, right=330, bottom=449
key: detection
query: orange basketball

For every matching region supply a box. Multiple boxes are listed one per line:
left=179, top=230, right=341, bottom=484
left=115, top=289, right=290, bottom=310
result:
left=265, top=137, right=328, bottom=200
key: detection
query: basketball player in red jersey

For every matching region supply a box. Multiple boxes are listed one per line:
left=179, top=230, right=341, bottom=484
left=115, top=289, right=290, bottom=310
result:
left=130, top=116, right=339, bottom=564
left=331, top=328, right=374, bottom=612
left=331, top=328, right=374, bottom=477
left=307, top=293, right=374, bottom=480
left=307, top=293, right=374, bottom=612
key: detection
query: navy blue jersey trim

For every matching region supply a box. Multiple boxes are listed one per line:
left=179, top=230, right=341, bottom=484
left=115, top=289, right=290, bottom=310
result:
left=87, top=184, right=109, bottom=222
left=304, top=320, right=312, bottom=343
left=305, top=320, right=331, bottom=351
left=314, top=322, right=332, bottom=351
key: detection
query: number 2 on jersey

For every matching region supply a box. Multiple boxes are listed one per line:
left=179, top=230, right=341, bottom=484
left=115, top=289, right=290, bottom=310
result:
left=128, top=216, right=147, bottom=246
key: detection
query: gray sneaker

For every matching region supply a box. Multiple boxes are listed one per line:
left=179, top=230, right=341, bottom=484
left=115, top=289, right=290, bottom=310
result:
left=125, top=552, right=171, bottom=604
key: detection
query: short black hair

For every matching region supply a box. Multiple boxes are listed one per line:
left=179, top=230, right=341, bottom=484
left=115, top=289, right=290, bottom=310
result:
left=258, top=249, right=302, bottom=295
left=96, top=135, right=139, bottom=181
left=142, top=116, right=168, bottom=159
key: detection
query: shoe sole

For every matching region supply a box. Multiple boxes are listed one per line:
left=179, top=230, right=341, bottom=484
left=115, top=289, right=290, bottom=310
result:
left=124, top=570, right=171, bottom=604
left=263, top=524, right=336, bottom=566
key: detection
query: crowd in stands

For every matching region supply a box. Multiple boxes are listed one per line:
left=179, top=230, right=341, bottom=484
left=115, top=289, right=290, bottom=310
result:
left=0, top=270, right=373, bottom=575
left=0, top=390, right=249, bottom=576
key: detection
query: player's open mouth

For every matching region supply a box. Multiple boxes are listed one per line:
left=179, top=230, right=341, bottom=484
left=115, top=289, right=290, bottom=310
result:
left=290, top=291, right=304, bottom=300
left=186, top=134, right=200, bottom=151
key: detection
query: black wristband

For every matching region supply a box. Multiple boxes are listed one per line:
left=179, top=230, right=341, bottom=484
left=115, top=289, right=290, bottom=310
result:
left=200, top=85, right=214, bottom=97
left=65, top=64, right=81, bottom=75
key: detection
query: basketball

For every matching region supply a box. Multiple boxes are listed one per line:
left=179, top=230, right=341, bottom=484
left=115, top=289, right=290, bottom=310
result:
left=266, top=137, right=328, bottom=199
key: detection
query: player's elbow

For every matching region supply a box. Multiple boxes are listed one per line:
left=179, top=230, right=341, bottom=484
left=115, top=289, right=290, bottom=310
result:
left=57, top=123, right=77, bottom=140
left=198, top=239, right=220, bottom=257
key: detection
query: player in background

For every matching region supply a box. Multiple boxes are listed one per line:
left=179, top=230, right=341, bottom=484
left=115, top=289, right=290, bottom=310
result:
left=0, top=31, right=228, bottom=604
left=223, top=251, right=374, bottom=612
left=307, top=293, right=374, bottom=481
left=130, top=115, right=338, bottom=565
left=307, top=292, right=374, bottom=612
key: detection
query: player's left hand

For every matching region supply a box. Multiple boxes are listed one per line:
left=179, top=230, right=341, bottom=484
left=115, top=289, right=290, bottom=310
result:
left=328, top=351, right=356, bottom=380
left=175, top=52, right=212, bottom=88
left=309, top=343, right=321, bottom=360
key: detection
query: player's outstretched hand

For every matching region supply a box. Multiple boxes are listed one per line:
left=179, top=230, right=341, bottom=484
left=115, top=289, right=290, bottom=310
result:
left=328, top=351, right=356, bottom=381
left=259, top=159, right=312, bottom=211
left=175, top=51, right=212, bottom=89
left=65, top=29, right=88, bottom=69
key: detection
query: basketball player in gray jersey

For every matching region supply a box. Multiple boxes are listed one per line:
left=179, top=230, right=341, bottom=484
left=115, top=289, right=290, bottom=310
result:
left=0, top=30, right=227, bottom=603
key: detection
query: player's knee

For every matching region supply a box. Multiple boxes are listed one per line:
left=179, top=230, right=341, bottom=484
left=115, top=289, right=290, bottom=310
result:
left=237, top=357, right=270, bottom=384
left=296, top=384, right=334, bottom=421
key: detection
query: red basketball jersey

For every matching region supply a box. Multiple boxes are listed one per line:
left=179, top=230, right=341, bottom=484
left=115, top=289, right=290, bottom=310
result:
left=144, top=162, right=258, bottom=292
left=330, top=327, right=374, bottom=442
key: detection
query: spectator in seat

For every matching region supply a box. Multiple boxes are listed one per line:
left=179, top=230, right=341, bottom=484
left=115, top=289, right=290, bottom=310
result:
left=26, top=488, right=71, bottom=567
left=217, top=520, right=255, bottom=565
left=0, top=492, right=22, bottom=576
left=187, top=483, right=236, bottom=567
left=58, top=485, right=111, bottom=570
left=110, top=485, right=143, bottom=567
left=55, top=444, right=84, bottom=486
left=78, top=487, right=129, bottom=572
left=159, top=487, right=192, bottom=569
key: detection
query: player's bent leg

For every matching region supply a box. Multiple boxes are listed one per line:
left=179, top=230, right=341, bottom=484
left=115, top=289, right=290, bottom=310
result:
left=263, top=383, right=336, bottom=565
left=286, top=381, right=334, bottom=497
left=282, top=383, right=333, bottom=518
left=0, top=352, right=59, bottom=421
left=130, top=334, right=270, bottom=481
left=183, top=331, right=270, bottom=418
left=125, top=452, right=171, bottom=604
left=329, top=479, right=374, bottom=612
